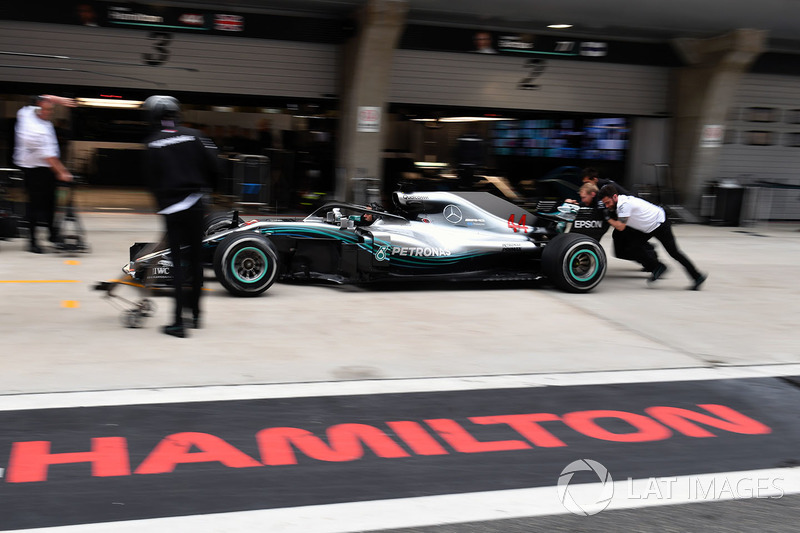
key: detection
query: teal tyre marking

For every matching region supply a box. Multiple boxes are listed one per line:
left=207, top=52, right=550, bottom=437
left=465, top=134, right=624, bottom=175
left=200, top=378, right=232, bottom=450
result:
left=232, top=246, right=268, bottom=284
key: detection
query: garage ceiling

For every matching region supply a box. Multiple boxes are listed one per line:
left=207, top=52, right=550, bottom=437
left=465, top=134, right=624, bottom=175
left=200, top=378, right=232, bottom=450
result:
left=165, top=0, right=800, bottom=52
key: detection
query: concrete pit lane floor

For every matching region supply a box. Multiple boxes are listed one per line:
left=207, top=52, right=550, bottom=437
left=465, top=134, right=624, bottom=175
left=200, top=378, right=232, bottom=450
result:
left=0, top=210, right=799, bottom=531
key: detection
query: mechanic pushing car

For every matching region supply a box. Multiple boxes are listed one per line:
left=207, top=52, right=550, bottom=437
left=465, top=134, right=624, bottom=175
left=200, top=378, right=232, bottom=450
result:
left=142, top=95, right=220, bottom=338
left=600, top=184, right=707, bottom=290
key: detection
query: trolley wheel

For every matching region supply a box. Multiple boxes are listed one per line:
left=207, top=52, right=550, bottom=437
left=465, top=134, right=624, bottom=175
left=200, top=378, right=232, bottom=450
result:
left=138, top=298, right=154, bottom=317
left=121, top=309, right=145, bottom=328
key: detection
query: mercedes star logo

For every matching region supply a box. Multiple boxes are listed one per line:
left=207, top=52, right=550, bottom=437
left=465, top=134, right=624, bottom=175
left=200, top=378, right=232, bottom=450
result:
left=443, top=204, right=463, bottom=224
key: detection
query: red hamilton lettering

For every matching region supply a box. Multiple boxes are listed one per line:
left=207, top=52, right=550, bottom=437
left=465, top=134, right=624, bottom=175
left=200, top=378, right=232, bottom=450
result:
left=6, top=437, right=130, bottom=483
left=562, top=409, right=674, bottom=443
left=3, top=404, right=773, bottom=483
left=470, top=413, right=567, bottom=447
left=425, top=418, right=532, bottom=453
left=135, top=432, right=261, bottom=474
left=645, top=404, right=772, bottom=437
left=257, top=424, right=410, bottom=466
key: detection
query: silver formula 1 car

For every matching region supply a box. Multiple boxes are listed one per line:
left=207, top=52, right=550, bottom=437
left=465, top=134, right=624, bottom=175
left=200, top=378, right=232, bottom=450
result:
left=123, top=190, right=608, bottom=295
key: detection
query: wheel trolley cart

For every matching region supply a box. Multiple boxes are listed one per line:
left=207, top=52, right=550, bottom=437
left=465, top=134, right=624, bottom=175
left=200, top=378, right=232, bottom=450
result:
left=93, top=279, right=156, bottom=328
left=94, top=237, right=177, bottom=328
left=96, top=209, right=248, bottom=327
left=54, top=176, right=90, bottom=253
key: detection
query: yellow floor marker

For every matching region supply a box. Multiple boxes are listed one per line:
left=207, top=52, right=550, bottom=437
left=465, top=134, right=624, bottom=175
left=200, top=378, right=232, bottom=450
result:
left=0, top=280, right=80, bottom=283
left=62, top=301, right=80, bottom=308
left=64, top=260, right=81, bottom=266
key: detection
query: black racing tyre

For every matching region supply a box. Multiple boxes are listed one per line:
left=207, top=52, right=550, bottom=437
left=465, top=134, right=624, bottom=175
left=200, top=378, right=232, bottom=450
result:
left=542, top=233, right=606, bottom=293
left=213, top=233, right=279, bottom=297
left=203, top=212, right=244, bottom=238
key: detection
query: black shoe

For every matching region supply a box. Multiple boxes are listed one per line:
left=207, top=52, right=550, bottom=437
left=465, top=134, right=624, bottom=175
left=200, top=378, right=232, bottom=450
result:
left=191, top=316, right=201, bottom=329
left=691, top=273, right=708, bottom=291
left=29, top=243, right=43, bottom=254
left=648, top=264, right=667, bottom=283
left=163, top=324, right=186, bottom=338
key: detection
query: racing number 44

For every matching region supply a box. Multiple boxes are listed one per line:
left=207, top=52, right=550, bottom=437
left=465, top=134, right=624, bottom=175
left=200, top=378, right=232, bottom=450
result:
left=508, top=214, right=530, bottom=233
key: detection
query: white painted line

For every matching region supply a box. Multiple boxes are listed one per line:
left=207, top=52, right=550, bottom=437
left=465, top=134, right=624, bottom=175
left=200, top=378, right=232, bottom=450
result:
left=0, top=364, right=799, bottom=412
left=11, top=467, right=800, bottom=533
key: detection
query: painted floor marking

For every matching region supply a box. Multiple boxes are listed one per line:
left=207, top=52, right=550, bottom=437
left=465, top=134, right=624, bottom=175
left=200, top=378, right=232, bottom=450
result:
left=9, top=467, right=800, bottom=533
left=1, top=363, right=800, bottom=412
left=0, top=280, right=80, bottom=283
left=61, top=300, right=80, bottom=308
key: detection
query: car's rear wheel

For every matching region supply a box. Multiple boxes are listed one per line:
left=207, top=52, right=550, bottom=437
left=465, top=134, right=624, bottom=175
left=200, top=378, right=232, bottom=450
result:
left=213, top=233, right=279, bottom=296
left=542, top=233, right=606, bottom=293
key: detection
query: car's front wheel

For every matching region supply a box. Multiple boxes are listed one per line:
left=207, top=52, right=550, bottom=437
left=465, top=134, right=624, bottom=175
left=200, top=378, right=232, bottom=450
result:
left=213, top=233, right=279, bottom=296
left=542, top=233, right=606, bottom=293
left=203, top=212, right=244, bottom=237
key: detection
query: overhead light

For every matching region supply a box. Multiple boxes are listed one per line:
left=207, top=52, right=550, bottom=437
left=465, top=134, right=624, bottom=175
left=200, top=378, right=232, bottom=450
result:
left=76, top=97, right=144, bottom=109
left=439, top=116, right=512, bottom=123
left=547, top=24, right=573, bottom=29
left=414, top=162, right=448, bottom=168
left=410, top=117, right=516, bottom=123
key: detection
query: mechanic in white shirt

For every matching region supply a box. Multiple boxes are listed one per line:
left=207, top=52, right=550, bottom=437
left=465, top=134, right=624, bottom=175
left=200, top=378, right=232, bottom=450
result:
left=599, top=184, right=707, bottom=290
left=577, top=167, right=657, bottom=271
left=13, top=95, right=75, bottom=253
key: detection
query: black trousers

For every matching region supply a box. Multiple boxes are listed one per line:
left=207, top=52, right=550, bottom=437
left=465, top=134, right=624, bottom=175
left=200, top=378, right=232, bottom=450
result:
left=23, top=166, right=58, bottom=244
left=627, top=219, right=701, bottom=280
left=612, top=227, right=657, bottom=270
left=164, top=201, right=205, bottom=325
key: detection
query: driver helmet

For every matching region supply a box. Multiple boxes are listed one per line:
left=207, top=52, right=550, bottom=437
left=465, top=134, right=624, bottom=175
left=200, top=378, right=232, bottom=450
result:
left=142, top=95, right=181, bottom=127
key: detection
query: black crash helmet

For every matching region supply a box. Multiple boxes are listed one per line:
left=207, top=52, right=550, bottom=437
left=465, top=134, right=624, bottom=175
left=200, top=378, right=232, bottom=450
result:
left=142, top=95, right=181, bottom=126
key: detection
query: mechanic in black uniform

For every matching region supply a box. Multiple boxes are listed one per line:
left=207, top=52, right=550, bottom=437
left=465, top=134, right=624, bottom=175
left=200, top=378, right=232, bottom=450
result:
left=581, top=167, right=657, bottom=271
left=142, top=95, right=220, bottom=338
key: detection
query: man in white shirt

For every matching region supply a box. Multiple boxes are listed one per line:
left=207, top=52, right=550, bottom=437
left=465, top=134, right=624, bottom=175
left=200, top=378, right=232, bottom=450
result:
left=13, top=95, right=75, bottom=253
left=599, top=184, right=707, bottom=290
left=580, top=167, right=657, bottom=270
